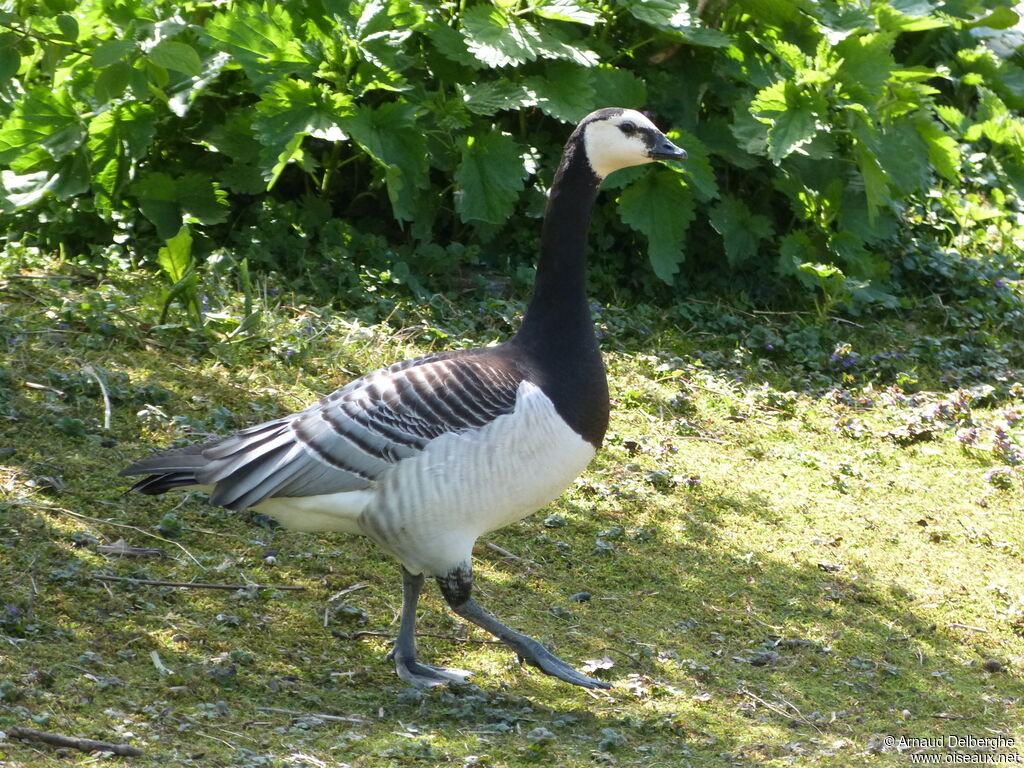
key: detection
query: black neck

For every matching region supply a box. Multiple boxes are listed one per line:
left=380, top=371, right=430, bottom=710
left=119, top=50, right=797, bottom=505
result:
left=515, top=137, right=602, bottom=347
left=509, top=131, right=609, bottom=449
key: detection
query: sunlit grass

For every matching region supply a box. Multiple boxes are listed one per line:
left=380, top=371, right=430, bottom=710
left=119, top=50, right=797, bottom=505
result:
left=0, top=268, right=1022, bottom=766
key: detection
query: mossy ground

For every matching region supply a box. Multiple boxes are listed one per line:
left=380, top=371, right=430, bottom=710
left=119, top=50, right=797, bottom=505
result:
left=0, top=267, right=1022, bottom=767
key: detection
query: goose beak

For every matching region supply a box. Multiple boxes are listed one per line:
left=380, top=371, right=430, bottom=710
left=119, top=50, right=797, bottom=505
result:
left=650, top=135, right=687, bottom=162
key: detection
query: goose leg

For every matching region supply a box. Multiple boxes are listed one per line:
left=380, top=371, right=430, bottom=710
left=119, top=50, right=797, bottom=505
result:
left=388, top=567, right=472, bottom=688
left=437, top=564, right=611, bottom=690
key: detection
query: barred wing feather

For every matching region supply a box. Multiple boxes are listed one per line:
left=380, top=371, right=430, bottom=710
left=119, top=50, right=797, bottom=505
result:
left=121, top=352, right=524, bottom=511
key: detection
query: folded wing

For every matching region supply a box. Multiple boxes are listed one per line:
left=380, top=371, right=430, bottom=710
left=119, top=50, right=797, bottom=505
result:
left=121, top=351, right=525, bottom=510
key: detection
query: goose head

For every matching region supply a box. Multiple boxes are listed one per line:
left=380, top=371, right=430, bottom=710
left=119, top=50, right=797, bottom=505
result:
left=578, top=108, right=687, bottom=179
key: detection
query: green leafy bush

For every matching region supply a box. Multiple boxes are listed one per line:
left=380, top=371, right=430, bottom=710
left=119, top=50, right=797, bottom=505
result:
left=1, top=0, right=1022, bottom=309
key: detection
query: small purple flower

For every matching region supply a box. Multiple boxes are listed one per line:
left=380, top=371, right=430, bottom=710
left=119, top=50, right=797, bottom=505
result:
left=956, top=427, right=978, bottom=446
left=983, top=466, right=1015, bottom=489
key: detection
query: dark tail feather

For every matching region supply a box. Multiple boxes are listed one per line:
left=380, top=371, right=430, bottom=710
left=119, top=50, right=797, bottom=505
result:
left=126, top=471, right=201, bottom=495
left=121, top=440, right=219, bottom=496
left=119, top=441, right=216, bottom=477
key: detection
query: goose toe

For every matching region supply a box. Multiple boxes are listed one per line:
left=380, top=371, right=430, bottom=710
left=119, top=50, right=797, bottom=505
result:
left=394, top=657, right=473, bottom=689
left=513, top=640, right=612, bottom=690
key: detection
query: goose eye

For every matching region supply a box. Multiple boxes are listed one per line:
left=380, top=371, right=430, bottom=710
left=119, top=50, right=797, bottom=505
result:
left=619, top=121, right=637, bottom=136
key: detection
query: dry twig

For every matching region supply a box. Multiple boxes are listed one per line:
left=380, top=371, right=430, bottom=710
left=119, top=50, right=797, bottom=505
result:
left=255, top=707, right=366, bottom=724
left=82, top=365, right=112, bottom=430
left=327, top=583, right=369, bottom=602
left=18, top=499, right=205, bottom=569
left=7, top=726, right=142, bottom=756
left=93, top=574, right=305, bottom=591
left=96, top=538, right=164, bottom=557
left=337, top=629, right=503, bottom=645
left=483, top=541, right=538, bottom=566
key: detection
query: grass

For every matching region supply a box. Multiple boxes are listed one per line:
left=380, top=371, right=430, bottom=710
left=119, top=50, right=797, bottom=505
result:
left=0, top=262, right=1022, bottom=767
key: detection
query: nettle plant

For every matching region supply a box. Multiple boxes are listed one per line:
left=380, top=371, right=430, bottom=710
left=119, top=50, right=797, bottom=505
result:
left=0, top=0, right=1021, bottom=309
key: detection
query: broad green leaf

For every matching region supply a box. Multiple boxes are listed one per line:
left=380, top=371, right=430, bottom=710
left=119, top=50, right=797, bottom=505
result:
left=829, top=230, right=869, bottom=266
left=1, top=155, right=88, bottom=208
left=871, top=120, right=930, bottom=195
left=854, top=142, right=889, bottom=222
left=157, top=226, right=193, bottom=284
left=253, top=79, right=353, bottom=184
left=454, top=132, right=527, bottom=225
left=876, top=1, right=947, bottom=31
left=55, top=14, right=78, bottom=42
left=461, top=5, right=541, bottom=67
left=589, top=67, right=646, bottom=109
left=533, top=22, right=599, bottom=66
left=798, top=261, right=842, bottom=280
left=0, top=88, right=83, bottom=164
left=956, top=46, right=1002, bottom=80
left=769, top=40, right=806, bottom=72
left=461, top=4, right=598, bottom=68
left=847, top=279, right=898, bottom=308
left=132, top=171, right=228, bottom=237
left=177, top=172, right=229, bottom=225
left=92, top=39, right=136, bottom=68
left=672, top=129, right=718, bottom=202
left=535, top=0, right=602, bottom=25
left=966, top=5, right=1019, bottom=30
left=132, top=172, right=181, bottom=239
left=777, top=230, right=816, bottom=275
left=934, top=104, right=967, bottom=136
left=205, top=4, right=315, bottom=85
left=425, top=20, right=481, bottom=68
left=459, top=80, right=537, bottom=115
left=166, top=50, right=231, bottom=118
left=795, top=260, right=848, bottom=298
left=94, top=61, right=131, bottom=103
left=965, top=88, right=1024, bottom=148
left=708, top=195, right=774, bottom=268
left=333, top=2, right=418, bottom=96
left=264, top=134, right=304, bottom=191
left=87, top=109, right=124, bottom=213
left=345, top=102, right=428, bottom=222
left=619, top=0, right=690, bottom=29
left=724, top=111, right=768, bottom=165
left=750, top=80, right=822, bottom=164
left=526, top=62, right=595, bottom=123
left=205, top=112, right=262, bottom=163
left=617, top=169, right=694, bottom=283
left=149, top=40, right=202, bottom=77
left=253, top=79, right=353, bottom=145
left=839, top=184, right=898, bottom=244
left=680, top=26, right=733, bottom=48
left=0, top=47, right=19, bottom=81
left=1, top=170, right=45, bottom=210
left=888, top=67, right=942, bottom=82
left=835, top=32, right=895, bottom=97
left=915, top=113, right=961, bottom=182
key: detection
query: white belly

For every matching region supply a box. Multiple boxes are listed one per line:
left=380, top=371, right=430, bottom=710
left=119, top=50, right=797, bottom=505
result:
left=253, top=490, right=373, bottom=534
left=250, top=382, right=595, bottom=576
left=359, top=381, right=595, bottom=575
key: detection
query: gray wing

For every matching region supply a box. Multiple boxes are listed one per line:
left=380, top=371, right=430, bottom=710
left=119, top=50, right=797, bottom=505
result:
left=121, top=352, right=525, bottom=511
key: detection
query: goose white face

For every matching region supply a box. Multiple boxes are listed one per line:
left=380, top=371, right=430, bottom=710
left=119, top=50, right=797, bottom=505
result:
left=581, top=108, right=687, bottom=179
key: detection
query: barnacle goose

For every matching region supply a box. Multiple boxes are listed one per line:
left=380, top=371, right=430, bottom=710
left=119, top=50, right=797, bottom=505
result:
left=122, top=108, right=686, bottom=690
